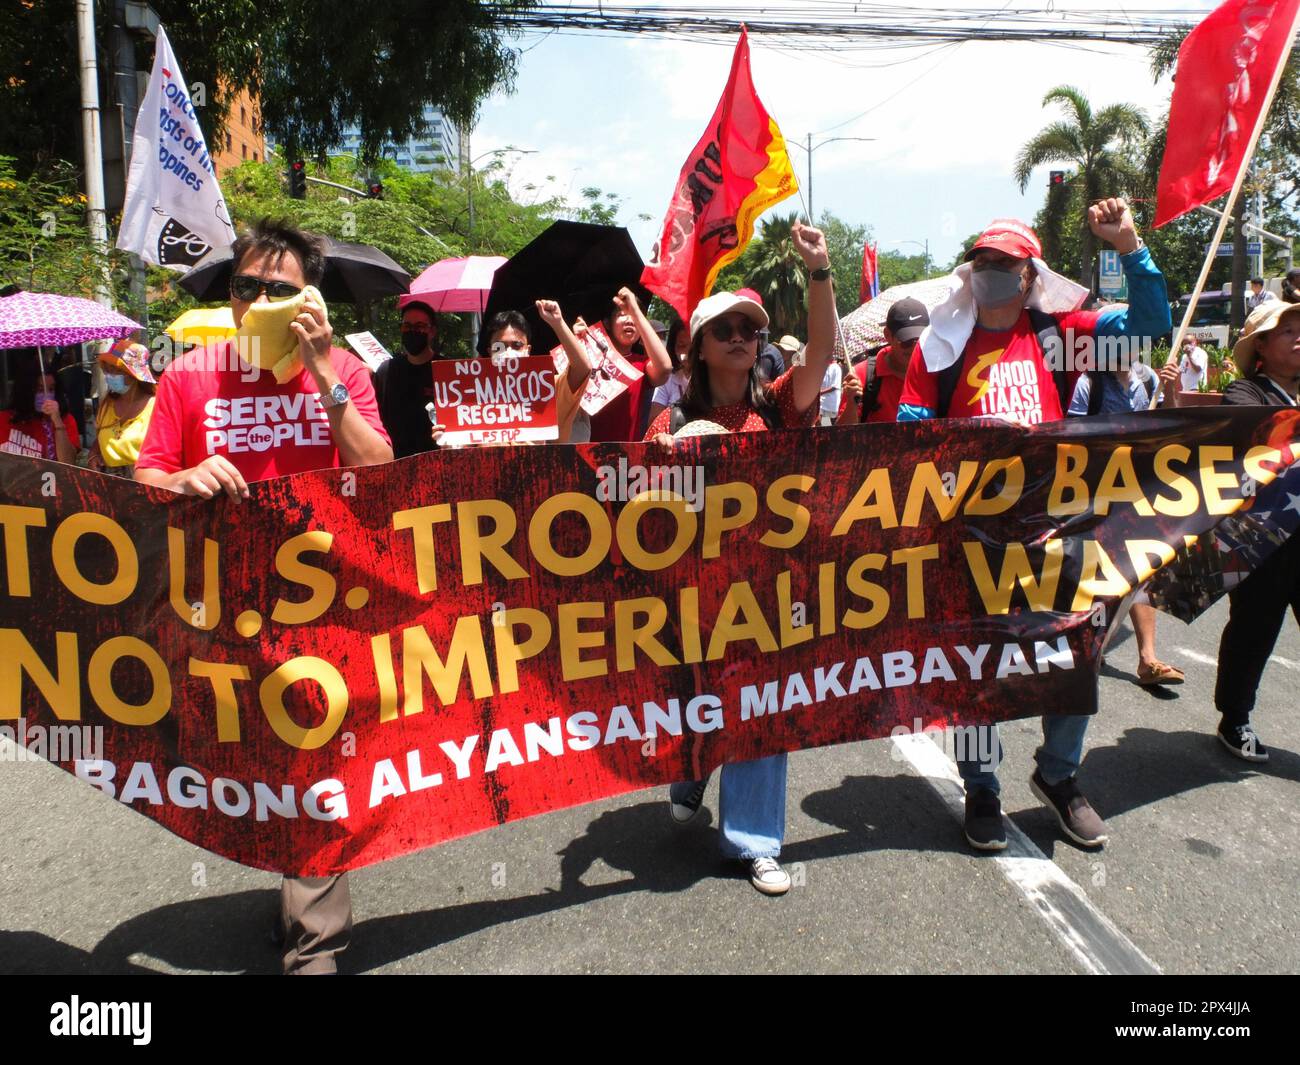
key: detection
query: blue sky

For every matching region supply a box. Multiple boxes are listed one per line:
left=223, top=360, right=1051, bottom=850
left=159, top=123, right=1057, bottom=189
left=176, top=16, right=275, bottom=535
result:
left=475, top=1, right=1217, bottom=268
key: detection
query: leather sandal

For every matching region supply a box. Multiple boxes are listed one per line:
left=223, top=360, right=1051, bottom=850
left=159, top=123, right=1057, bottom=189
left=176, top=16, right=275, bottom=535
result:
left=1137, top=660, right=1185, bottom=686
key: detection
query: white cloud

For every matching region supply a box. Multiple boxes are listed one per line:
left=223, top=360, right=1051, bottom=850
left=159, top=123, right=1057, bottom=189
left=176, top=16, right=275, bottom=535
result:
left=476, top=1, right=1216, bottom=265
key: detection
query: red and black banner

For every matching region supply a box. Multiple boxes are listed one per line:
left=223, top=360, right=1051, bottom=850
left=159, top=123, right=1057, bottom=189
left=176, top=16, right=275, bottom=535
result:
left=1, top=406, right=1296, bottom=875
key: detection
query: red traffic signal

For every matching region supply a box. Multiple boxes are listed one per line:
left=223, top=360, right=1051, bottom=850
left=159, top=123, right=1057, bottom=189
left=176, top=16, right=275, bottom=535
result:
left=366, top=181, right=384, bottom=200
left=1049, top=170, right=1067, bottom=187
left=288, top=160, right=307, bottom=199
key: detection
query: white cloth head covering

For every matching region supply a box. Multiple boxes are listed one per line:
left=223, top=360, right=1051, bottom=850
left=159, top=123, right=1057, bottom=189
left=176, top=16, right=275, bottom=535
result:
left=919, top=259, right=1090, bottom=372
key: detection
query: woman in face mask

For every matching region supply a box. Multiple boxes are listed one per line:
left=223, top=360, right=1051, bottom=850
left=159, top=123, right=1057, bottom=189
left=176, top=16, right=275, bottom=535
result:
left=374, top=301, right=445, bottom=459
left=89, top=340, right=157, bottom=477
left=0, top=349, right=79, bottom=463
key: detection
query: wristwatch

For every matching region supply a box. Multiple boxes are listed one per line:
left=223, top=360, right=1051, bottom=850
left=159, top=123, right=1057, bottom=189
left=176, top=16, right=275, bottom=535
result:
left=810, top=265, right=832, bottom=282
left=321, top=382, right=350, bottom=409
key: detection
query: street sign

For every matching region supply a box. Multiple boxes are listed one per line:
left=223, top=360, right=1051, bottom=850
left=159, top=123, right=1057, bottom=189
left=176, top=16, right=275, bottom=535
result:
left=1098, top=249, right=1127, bottom=298
left=1207, top=242, right=1263, bottom=256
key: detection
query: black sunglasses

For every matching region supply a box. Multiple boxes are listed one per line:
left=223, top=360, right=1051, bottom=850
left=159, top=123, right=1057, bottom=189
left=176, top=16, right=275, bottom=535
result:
left=708, top=318, right=759, bottom=343
left=230, top=274, right=303, bottom=302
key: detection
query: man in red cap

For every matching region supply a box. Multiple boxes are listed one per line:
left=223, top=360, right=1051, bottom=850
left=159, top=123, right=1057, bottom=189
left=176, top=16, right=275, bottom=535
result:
left=896, top=198, right=1171, bottom=853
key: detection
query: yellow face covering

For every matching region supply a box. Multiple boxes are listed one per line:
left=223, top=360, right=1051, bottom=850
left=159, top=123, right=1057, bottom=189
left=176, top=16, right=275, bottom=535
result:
left=233, top=284, right=325, bottom=384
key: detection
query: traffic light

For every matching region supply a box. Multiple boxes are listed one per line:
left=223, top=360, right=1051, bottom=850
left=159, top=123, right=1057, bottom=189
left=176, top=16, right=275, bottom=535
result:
left=1049, top=170, right=1067, bottom=188
left=366, top=180, right=384, bottom=200
left=288, top=160, right=307, bottom=199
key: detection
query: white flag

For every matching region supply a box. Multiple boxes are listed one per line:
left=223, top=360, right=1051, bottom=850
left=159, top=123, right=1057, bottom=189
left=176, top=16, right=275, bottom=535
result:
left=117, top=27, right=237, bottom=270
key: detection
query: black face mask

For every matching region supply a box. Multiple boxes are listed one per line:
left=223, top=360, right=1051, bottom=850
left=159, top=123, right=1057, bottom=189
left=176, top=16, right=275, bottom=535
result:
left=401, top=330, right=433, bottom=357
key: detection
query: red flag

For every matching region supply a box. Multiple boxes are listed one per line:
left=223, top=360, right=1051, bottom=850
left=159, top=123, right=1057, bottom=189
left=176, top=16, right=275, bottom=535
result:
left=641, top=28, right=798, bottom=322
left=1154, top=0, right=1300, bottom=227
left=859, top=242, right=879, bottom=303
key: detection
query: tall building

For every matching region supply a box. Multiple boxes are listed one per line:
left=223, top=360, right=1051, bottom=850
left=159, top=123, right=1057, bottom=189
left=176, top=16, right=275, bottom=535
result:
left=333, top=106, right=461, bottom=173
left=211, top=84, right=267, bottom=176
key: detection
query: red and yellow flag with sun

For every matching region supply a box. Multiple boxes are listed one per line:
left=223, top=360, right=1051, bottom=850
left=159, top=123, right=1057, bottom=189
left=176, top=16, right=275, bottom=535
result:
left=641, top=27, right=798, bottom=322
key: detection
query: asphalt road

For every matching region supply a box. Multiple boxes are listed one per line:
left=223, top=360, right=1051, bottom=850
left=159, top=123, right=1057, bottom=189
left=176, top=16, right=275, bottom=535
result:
left=1, top=596, right=1297, bottom=975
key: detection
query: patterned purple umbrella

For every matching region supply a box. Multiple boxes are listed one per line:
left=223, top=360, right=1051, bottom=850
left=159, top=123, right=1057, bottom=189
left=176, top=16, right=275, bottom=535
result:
left=0, top=291, right=143, bottom=350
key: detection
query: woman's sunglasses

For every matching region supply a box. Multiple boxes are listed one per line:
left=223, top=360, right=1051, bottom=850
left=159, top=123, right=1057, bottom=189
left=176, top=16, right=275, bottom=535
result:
left=708, top=318, right=759, bottom=343
left=230, top=274, right=304, bottom=302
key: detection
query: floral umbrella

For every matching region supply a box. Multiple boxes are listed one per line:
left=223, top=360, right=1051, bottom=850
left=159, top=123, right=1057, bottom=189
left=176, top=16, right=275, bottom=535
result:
left=836, top=275, right=957, bottom=362
left=0, top=290, right=142, bottom=350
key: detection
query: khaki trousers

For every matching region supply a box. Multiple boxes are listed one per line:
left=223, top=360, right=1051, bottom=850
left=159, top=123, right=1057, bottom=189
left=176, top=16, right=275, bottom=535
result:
left=280, top=873, right=352, bottom=974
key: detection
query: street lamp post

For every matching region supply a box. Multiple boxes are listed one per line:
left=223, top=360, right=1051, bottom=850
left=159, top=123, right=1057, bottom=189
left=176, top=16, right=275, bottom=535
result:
left=788, top=135, right=875, bottom=223
left=891, top=238, right=931, bottom=279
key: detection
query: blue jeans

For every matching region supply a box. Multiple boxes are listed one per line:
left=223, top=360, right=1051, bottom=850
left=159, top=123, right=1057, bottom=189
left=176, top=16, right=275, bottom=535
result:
left=670, top=753, right=786, bottom=859
left=956, top=715, right=1091, bottom=795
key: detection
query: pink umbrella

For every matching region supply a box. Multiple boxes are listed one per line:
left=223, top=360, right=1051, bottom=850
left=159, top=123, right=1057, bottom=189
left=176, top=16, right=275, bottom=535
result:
left=0, top=291, right=142, bottom=350
left=399, top=255, right=506, bottom=313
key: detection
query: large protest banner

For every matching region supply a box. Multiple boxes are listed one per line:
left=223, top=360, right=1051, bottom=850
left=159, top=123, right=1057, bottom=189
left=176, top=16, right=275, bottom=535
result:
left=1, top=407, right=1296, bottom=875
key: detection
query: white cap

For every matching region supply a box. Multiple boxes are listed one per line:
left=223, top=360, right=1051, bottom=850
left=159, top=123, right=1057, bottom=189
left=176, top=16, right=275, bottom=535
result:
left=689, top=291, right=769, bottom=340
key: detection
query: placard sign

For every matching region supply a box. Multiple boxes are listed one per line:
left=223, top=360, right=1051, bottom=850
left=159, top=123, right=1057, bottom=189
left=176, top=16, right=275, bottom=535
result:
left=430, top=355, right=559, bottom=446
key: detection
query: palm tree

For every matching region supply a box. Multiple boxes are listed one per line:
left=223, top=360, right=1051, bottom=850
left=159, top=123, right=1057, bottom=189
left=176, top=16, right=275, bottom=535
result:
left=1015, top=86, right=1148, bottom=287
left=742, top=211, right=808, bottom=336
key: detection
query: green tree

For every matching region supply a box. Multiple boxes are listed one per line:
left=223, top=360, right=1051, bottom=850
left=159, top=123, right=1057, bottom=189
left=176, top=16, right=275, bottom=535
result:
left=0, top=155, right=131, bottom=303
left=714, top=209, right=872, bottom=332
left=818, top=212, right=867, bottom=317
left=212, top=152, right=566, bottom=350
left=718, top=211, right=807, bottom=336
left=0, top=1, right=536, bottom=174
left=1014, top=86, right=1148, bottom=287
left=876, top=250, right=928, bottom=292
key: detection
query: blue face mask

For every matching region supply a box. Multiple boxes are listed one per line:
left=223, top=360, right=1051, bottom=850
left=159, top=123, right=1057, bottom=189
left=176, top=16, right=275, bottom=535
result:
left=104, top=373, right=130, bottom=395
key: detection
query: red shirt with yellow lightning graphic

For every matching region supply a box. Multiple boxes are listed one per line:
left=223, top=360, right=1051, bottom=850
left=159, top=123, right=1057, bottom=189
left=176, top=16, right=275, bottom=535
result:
left=898, top=308, right=1100, bottom=426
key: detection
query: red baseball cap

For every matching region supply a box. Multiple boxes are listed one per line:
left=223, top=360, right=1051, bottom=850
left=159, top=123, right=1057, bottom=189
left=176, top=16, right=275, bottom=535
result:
left=735, top=287, right=764, bottom=305
left=964, top=218, right=1042, bottom=262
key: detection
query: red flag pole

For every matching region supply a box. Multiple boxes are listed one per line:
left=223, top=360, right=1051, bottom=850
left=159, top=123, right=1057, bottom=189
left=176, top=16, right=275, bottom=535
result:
left=1154, top=5, right=1300, bottom=407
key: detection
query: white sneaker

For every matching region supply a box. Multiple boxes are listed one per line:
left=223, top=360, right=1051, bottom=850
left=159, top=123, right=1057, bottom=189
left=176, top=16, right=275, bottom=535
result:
left=748, top=857, right=791, bottom=896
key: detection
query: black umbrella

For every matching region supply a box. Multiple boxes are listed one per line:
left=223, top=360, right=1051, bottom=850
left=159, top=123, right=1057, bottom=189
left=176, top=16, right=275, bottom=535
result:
left=481, top=221, right=650, bottom=353
left=179, top=236, right=410, bottom=304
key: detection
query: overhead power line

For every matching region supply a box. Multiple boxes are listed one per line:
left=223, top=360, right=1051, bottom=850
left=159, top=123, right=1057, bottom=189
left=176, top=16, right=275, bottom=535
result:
left=493, top=4, right=1214, bottom=49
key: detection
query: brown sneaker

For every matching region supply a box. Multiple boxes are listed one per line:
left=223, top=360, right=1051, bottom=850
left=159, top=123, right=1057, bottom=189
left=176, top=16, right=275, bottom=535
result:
left=1029, top=770, right=1109, bottom=848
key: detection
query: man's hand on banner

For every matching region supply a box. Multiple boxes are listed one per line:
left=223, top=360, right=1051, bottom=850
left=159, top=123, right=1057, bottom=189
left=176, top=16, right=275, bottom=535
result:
left=791, top=222, right=830, bottom=270
left=290, top=290, right=334, bottom=369
left=1088, top=197, right=1140, bottom=255
left=173, top=455, right=251, bottom=501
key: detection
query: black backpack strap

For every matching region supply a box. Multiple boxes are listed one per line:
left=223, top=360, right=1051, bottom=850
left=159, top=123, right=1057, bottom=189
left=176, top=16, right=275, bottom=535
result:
left=936, top=358, right=963, bottom=418
left=860, top=355, right=883, bottom=415
left=1026, top=306, right=1069, bottom=411
left=1086, top=369, right=1104, bottom=416
left=937, top=308, right=1065, bottom=418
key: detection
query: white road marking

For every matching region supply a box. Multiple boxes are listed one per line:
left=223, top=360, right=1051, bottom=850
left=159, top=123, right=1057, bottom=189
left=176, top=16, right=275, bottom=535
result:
left=891, top=731, right=1161, bottom=976
left=1176, top=647, right=1296, bottom=672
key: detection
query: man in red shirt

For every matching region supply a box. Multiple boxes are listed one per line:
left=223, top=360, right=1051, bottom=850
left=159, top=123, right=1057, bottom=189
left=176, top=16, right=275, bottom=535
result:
left=137, top=220, right=393, bottom=973
left=896, top=200, right=1171, bottom=855
left=838, top=298, right=929, bottom=426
